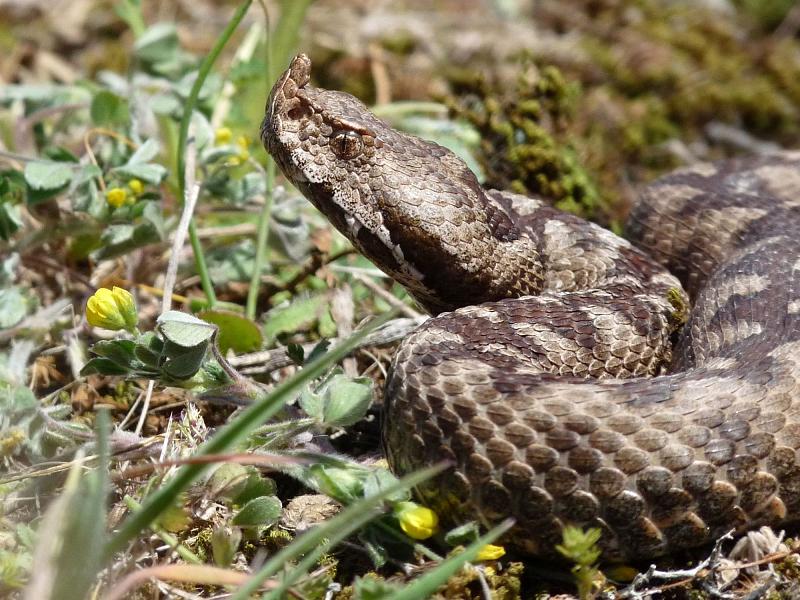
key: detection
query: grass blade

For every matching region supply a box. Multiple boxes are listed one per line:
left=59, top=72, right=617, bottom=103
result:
left=229, top=464, right=447, bottom=600
left=246, top=0, right=315, bottom=319
left=177, top=0, right=254, bottom=307
left=105, top=307, right=399, bottom=556
left=384, top=519, right=515, bottom=600
left=23, top=411, right=110, bottom=600
left=268, top=0, right=316, bottom=82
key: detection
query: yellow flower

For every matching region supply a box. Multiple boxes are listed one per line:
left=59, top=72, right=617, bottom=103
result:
left=106, top=187, right=127, bottom=208
left=0, top=429, right=26, bottom=457
left=476, top=544, right=506, bottom=561
left=215, top=127, right=233, bottom=145
left=128, top=179, right=144, bottom=195
left=394, top=502, right=438, bottom=540
left=236, top=135, right=250, bottom=162
left=86, top=287, right=138, bottom=332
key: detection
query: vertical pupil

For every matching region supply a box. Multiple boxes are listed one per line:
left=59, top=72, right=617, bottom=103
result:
left=335, top=132, right=359, bottom=157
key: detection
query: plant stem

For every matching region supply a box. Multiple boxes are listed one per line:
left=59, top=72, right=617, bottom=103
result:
left=245, top=0, right=315, bottom=320
left=177, top=0, right=254, bottom=308
left=245, top=159, right=274, bottom=319
left=245, top=4, right=275, bottom=321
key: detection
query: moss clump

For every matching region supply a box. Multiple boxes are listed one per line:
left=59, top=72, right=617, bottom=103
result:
left=443, top=0, right=800, bottom=226
left=435, top=560, right=524, bottom=599
left=445, top=59, right=602, bottom=220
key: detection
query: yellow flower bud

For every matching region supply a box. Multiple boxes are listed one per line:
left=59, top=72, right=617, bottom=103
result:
left=0, top=428, right=26, bottom=457
left=106, top=187, right=127, bottom=208
left=215, top=127, right=233, bottom=145
left=86, top=287, right=138, bottom=332
left=128, top=179, right=144, bottom=195
left=236, top=135, right=250, bottom=162
left=394, top=502, right=438, bottom=540
left=476, top=544, right=506, bottom=561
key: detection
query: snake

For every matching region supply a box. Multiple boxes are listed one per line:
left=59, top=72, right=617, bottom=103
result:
left=261, top=54, right=800, bottom=561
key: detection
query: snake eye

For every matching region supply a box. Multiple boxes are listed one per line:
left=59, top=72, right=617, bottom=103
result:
left=330, top=130, right=363, bottom=159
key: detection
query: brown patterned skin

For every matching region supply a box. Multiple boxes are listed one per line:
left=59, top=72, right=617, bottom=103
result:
left=262, top=55, right=800, bottom=560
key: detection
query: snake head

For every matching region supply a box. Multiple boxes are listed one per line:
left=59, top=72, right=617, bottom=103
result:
left=262, top=55, right=542, bottom=313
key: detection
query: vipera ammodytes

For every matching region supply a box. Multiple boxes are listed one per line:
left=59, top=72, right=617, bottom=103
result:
left=261, top=54, right=800, bottom=560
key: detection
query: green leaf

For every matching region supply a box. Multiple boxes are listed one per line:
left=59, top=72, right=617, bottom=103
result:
left=0, top=202, right=22, bottom=240
left=196, top=310, right=262, bottom=354
left=234, top=472, right=277, bottom=505
left=298, top=386, right=323, bottom=422
left=443, top=521, right=481, bottom=546
left=133, top=332, right=163, bottom=367
left=353, top=576, right=401, bottom=599
left=141, top=200, right=167, bottom=240
left=80, top=357, right=131, bottom=377
left=362, top=534, right=390, bottom=569
left=23, top=161, right=72, bottom=191
left=231, top=496, right=282, bottom=528
left=90, top=339, right=138, bottom=368
left=0, top=287, right=29, bottom=328
left=211, top=526, right=241, bottom=568
left=309, top=464, right=364, bottom=503
left=322, top=375, right=373, bottom=427
left=157, top=311, right=217, bottom=348
left=263, top=294, right=331, bottom=342
left=287, top=343, right=304, bottom=365
left=160, top=341, right=208, bottom=380
left=127, top=138, right=160, bottom=164
left=148, top=92, right=181, bottom=115
left=306, top=339, right=330, bottom=364
left=362, top=469, right=408, bottom=505
left=208, top=463, right=250, bottom=502
left=0, top=169, right=26, bottom=201
left=134, top=22, right=179, bottom=65
left=92, top=221, right=161, bottom=260
left=114, top=0, right=145, bottom=36
left=0, top=384, right=37, bottom=412
left=90, top=90, right=129, bottom=127
left=301, top=374, right=374, bottom=427
left=70, top=164, right=102, bottom=187
left=111, top=162, right=166, bottom=184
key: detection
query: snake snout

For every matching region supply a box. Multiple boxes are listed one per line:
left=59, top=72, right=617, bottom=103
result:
left=262, top=55, right=313, bottom=148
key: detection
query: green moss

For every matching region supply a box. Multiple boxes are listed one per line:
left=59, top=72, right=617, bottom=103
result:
left=436, top=558, right=524, bottom=599
left=445, top=58, right=601, bottom=220
left=444, top=0, right=800, bottom=226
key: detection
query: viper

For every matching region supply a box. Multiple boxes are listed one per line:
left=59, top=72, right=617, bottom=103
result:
left=261, top=54, right=800, bottom=561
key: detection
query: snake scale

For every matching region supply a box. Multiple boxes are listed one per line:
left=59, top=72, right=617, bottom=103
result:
left=261, top=55, right=800, bottom=561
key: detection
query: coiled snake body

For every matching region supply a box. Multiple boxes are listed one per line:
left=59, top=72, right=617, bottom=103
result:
left=262, top=55, right=800, bottom=560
